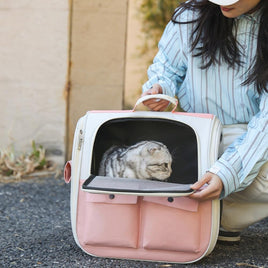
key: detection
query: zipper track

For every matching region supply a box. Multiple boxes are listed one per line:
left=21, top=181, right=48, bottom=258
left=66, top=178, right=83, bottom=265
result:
left=70, top=115, right=86, bottom=248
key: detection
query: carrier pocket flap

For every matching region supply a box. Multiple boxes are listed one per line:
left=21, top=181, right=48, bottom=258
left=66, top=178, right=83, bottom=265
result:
left=82, top=175, right=194, bottom=197
left=142, top=196, right=199, bottom=212
left=86, top=193, right=138, bottom=204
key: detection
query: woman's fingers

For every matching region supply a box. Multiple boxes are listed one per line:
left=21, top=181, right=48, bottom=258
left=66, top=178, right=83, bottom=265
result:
left=190, top=172, right=223, bottom=201
left=141, top=85, right=170, bottom=111
left=141, top=84, right=162, bottom=96
left=143, top=99, right=169, bottom=111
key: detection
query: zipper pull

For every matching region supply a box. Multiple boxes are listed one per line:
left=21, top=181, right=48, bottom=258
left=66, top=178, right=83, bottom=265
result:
left=77, top=129, right=84, bottom=150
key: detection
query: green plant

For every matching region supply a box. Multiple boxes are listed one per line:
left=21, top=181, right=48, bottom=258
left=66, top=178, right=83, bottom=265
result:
left=138, top=0, right=182, bottom=58
left=0, top=141, right=50, bottom=179
left=31, top=141, right=47, bottom=170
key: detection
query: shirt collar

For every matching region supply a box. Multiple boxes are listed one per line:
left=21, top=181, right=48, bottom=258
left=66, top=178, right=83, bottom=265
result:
left=235, top=8, right=262, bottom=23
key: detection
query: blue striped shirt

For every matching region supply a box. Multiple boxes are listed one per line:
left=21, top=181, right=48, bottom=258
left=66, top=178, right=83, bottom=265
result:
left=142, top=8, right=268, bottom=198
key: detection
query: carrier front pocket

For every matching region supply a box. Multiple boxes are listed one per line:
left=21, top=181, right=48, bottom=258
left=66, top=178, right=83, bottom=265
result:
left=77, top=189, right=139, bottom=249
left=140, top=196, right=201, bottom=253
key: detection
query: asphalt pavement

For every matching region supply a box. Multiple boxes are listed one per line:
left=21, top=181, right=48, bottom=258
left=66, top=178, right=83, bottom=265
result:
left=0, top=176, right=267, bottom=268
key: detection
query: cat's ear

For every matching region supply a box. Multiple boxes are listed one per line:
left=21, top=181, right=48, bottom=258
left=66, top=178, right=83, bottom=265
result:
left=148, top=146, right=157, bottom=155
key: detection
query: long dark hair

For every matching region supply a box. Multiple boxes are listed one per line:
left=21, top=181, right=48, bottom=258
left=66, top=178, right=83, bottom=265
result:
left=172, top=0, right=268, bottom=94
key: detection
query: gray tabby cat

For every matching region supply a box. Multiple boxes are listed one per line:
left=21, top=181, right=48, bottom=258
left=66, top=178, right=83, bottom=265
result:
left=98, top=141, right=172, bottom=181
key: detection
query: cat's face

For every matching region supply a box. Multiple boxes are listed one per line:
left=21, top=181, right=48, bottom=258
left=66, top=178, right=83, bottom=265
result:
left=138, top=141, right=172, bottom=181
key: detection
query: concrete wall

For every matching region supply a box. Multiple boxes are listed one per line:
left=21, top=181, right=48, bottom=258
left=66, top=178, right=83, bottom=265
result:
left=67, top=0, right=128, bottom=157
left=0, top=0, right=138, bottom=165
left=124, top=0, right=158, bottom=110
left=0, top=0, right=69, bottom=164
left=124, top=0, right=145, bottom=109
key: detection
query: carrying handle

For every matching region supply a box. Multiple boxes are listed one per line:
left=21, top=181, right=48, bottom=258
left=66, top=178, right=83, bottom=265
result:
left=133, top=94, right=178, bottom=113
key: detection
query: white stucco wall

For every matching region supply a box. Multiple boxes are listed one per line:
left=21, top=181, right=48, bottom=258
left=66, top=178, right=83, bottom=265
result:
left=67, top=0, right=128, bottom=158
left=0, top=0, right=142, bottom=165
left=124, top=0, right=145, bottom=109
left=124, top=0, right=156, bottom=109
left=0, top=0, right=69, bottom=164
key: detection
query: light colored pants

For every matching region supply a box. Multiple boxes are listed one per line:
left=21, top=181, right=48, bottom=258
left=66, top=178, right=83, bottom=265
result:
left=219, top=125, right=268, bottom=232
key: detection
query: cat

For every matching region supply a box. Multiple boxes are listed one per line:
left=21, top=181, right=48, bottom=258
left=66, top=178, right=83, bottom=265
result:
left=98, top=141, right=172, bottom=181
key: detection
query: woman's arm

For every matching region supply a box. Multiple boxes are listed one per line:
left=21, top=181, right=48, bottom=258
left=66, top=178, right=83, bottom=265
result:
left=142, top=19, right=188, bottom=100
left=190, top=92, right=268, bottom=200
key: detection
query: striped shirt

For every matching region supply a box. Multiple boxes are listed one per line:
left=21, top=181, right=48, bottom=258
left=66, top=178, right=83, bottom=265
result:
left=142, top=8, right=268, bottom=198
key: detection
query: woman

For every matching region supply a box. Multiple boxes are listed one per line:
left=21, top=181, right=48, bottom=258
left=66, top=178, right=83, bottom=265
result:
left=142, top=0, right=268, bottom=242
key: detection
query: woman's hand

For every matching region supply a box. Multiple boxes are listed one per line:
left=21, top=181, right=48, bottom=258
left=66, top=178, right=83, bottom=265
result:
left=141, top=84, right=170, bottom=111
left=189, top=172, right=223, bottom=201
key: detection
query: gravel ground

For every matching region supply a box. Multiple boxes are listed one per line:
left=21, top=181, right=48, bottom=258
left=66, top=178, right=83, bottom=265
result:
left=0, top=176, right=267, bottom=268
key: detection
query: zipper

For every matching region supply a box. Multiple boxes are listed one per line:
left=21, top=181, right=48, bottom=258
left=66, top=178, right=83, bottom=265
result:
left=70, top=115, right=87, bottom=248
left=209, top=117, right=222, bottom=166
left=77, top=129, right=84, bottom=150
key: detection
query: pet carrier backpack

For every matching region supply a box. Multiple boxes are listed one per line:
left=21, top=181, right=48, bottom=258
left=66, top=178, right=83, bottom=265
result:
left=64, top=95, right=222, bottom=264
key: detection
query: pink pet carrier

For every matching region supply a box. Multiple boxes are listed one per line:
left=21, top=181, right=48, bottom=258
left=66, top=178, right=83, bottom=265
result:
left=64, top=95, right=222, bottom=264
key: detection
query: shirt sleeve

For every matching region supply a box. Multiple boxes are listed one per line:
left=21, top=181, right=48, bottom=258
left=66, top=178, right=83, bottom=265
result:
left=142, top=19, right=188, bottom=96
left=209, top=92, right=268, bottom=199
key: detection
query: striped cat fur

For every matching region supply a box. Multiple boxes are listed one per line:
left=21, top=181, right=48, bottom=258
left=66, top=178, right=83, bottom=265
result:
left=98, top=141, right=172, bottom=181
